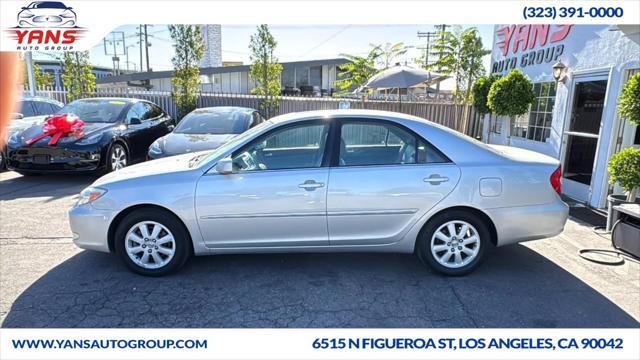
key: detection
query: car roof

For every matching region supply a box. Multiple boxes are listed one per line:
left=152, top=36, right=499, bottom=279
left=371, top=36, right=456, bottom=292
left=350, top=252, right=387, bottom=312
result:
left=193, top=106, right=257, bottom=114
left=269, top=109, right=437, bottom=127
left=72, top=97, right=143, bottom=104
left=20, top=96, right=63, bottom=106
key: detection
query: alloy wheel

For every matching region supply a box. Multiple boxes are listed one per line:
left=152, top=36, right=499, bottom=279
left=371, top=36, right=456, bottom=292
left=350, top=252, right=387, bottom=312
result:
left=110, top=145, right=127, bottom=171
left=430, top=220, right=481, bottom=269
left=125, top=221, right=176, bottom=270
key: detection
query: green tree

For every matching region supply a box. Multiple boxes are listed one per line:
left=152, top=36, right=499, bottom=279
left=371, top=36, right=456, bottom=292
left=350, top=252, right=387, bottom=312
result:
left=471, top=74, right=499, bottom=115
left=169, top=25, right=205, bottom=119
left=61, top=52, right=96, bottom=101
left=249, top=24, right=282, bottom=117
left=487, top=69, right=535, bottom=139
left=22, top=61, right=54, bottom=89
left=618, top=72, right=640, bottom=126
left=459, top=29, right=491, bottom=106
left=335, top=46, right=383, bottom=94
left=376, top=42, right=412, bottom=69
left=426, top=26, right=489, bottom=104
left=608, top=147, right=640, bottom=201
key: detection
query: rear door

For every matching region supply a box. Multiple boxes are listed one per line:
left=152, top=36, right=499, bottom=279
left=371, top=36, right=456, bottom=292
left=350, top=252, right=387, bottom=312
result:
left=327, top=119, right=460, bottom=246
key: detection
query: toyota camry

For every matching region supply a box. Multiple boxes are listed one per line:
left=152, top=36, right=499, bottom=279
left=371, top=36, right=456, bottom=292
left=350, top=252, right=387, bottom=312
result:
left=69, top=110, right=569, bottom=276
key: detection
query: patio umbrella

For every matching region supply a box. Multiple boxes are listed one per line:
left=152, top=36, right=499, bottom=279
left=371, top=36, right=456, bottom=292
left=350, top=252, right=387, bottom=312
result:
left=363, top=65, right=447, bottom=90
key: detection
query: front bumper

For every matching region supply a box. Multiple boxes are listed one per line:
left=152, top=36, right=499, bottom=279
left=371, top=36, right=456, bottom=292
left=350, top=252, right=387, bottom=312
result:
left=6, top=144, right=105, bottom=173
left=68, top=204, right=114, bottom=253
left=486, top=198, right=570, bottom=246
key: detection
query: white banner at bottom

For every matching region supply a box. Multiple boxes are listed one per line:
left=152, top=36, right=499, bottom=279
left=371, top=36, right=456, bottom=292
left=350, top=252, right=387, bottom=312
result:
left=1, top=328, right=638, bottom=360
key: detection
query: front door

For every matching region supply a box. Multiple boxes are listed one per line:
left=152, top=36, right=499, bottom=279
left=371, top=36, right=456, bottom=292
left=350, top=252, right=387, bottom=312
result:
left=327, top=119, right=460, bottom=245
left=195, top=121, right=331, bottom=248
left=562, top=78, right=608, bottom=203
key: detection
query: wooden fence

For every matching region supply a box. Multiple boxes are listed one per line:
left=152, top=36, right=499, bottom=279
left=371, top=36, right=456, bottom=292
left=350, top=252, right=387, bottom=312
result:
left=23, top=88, right=484, bottom=139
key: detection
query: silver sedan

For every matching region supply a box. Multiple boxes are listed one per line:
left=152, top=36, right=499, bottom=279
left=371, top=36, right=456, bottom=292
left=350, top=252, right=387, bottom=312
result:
left=69, top=110, right=569, bottom=276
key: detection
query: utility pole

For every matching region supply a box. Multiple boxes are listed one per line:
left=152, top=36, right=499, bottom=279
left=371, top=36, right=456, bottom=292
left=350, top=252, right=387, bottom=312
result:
left=417, top=31, right=436, bottom=69
left=138, top=25, right=143, bottom=72
left=24, top=52, right=36, bottom=95
left=103, top=31, right=125, bottom=75
left=144, top=24, right=151, bottom=72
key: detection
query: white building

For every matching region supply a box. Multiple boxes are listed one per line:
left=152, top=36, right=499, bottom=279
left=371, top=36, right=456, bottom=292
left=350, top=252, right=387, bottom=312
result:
left=484, top=24, right=640, bottom=209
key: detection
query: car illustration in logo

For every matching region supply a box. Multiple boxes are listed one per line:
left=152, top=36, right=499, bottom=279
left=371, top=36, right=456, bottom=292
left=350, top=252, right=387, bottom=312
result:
left=17, top=1, right=76, bottom=28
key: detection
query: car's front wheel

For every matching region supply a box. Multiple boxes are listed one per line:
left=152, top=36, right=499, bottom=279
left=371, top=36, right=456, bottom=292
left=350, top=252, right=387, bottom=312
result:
left=114, top=208, right=191, bottom=276
left=108, top=143, right=128, bottom=172
left=417, top=210, right=489, bottom=276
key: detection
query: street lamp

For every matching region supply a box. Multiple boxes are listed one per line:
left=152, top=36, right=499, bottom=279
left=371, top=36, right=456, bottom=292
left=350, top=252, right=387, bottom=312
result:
left=552, top=61, right=567, bottom=84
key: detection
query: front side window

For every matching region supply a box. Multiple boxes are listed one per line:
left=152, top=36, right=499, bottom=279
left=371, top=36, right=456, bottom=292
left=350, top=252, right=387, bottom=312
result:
left=18, top=101, right=36, bottom=117
left=338, top=121, right=449, bottom=166
left=126, top=102, right=147, bottom=122
left=33, top=101, right=53, bottom=116
left=232, top=122, right=329, bottom=172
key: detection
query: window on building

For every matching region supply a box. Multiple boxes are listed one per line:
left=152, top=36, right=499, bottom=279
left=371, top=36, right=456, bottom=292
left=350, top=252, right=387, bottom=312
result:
left=295, top=66, right=309, bottom=88
left=512, top=82, right=556, bottom=142
left=489, top=116, right=501, bottom=134
left=281, top=68, right=295, bottom=88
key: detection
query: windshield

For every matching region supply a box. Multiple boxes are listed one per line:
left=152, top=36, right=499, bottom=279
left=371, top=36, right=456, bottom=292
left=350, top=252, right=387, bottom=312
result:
left=175, top=108, right=252, bottom=135
left=57, top=99, right=128, bottom=123
left=191, top=120, right=273, bottom=167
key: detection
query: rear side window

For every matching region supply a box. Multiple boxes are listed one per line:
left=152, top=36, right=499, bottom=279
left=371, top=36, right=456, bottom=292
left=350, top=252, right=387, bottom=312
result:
left=338, top=120, right=450, bottom=166
left=19, top=101, right=36, bottom=117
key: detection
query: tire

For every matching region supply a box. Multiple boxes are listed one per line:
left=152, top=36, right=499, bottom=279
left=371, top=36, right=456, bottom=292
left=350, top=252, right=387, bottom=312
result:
left=416, top=210, right=489, bottom=276
left=0, top=150, right=5, bottom=171
left=114, top=208, right=191, bottom=276
left=107, top=143, right=128, bottom=172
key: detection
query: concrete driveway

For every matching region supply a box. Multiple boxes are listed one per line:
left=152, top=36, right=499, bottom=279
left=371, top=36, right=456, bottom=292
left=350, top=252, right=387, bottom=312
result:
left=1, top=171, right=638, bottom=328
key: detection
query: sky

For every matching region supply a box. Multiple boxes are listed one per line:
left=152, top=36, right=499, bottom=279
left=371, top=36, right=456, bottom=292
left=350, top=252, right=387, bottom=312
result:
left=35, top=24, right=496, bottom=90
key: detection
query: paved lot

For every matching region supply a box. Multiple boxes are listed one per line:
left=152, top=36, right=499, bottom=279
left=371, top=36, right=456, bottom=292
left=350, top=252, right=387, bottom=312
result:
left=1, top=171, right=638, bottom=328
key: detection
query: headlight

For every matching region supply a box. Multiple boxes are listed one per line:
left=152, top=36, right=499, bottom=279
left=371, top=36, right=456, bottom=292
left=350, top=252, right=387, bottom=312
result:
left=60, top=10, right=75, bottom=18
left=19, top=11, right=34, bottom=18
left=77, top=187, right=107, bottom=206
left=76, top=133, right=103, bottom=145
left=7, top=132, right=21, bottom=146
left=149, top=141, right=163, bottom=155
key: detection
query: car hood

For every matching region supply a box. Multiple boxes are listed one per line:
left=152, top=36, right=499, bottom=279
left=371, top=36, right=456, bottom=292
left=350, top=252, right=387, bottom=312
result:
left=15, top=122, right=116, bottom=145
left=7, top=115, right=48, bottom=134
left=94, top=151, right=208, bottom=186
left=160, top=133, right=236, bottom=155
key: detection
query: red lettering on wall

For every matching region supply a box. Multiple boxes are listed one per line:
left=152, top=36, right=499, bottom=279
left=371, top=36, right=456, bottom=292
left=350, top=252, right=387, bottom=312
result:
left=512, top=25, right=530, bottom=53
left=550, top=25, right=573, bottom=43
left=527, top=25, right=550, bottom=50
left=497, top=25, right=516, bottom=56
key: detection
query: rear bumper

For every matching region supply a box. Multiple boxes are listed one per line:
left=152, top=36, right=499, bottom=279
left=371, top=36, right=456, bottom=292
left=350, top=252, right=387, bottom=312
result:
left=68, top=204, right=114, bottom=253
left=486, top=198, right=569, bottom=246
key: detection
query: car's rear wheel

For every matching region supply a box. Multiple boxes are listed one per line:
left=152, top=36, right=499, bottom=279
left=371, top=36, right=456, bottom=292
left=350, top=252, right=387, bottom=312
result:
left=108, top=143, right=128, bottom=172
left=417, top=210, right=488, bottom=276
left=114, top=208, right=191, bottom=276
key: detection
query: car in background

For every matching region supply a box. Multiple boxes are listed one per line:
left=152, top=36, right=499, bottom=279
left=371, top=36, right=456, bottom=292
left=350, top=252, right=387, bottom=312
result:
left=1, top=97, right=63, bottom=170
left=147, top=106, right=264, bottom=159
left=69, top=109, right=569, bottom=276
left=6, top=98, right=174, bottom=174
left=17, top=1, right=76, bottom=28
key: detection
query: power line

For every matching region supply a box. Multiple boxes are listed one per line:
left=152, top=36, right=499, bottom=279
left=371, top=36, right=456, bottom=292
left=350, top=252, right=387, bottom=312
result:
left=297, top=25, right=350, bottom=59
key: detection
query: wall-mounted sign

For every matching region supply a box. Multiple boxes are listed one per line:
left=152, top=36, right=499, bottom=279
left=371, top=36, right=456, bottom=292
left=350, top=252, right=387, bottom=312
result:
left=491, top=25, right=573, bottom=74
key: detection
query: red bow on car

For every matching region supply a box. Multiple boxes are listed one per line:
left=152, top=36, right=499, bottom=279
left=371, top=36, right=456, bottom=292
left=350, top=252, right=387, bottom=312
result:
left=26, top=113, right=85, bottom=146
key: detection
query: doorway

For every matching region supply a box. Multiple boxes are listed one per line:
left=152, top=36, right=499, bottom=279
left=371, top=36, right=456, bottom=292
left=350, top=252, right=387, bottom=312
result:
left=562, top=78, right=608, bottom=202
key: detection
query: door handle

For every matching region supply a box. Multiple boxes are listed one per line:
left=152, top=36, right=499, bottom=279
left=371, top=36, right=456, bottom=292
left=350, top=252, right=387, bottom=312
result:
left=298, top=180, right=325, bottom=190
left=424, top=174, right=449, bottom=185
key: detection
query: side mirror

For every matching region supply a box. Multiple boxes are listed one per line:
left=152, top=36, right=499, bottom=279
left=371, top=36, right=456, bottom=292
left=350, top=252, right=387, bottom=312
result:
left=167, top=124, right=175, bottom=132
left=215, top=157, right=233, bottom=175
left=11, top=113, right=24, bottom=120
left=128, top=117, right=141, bottom=125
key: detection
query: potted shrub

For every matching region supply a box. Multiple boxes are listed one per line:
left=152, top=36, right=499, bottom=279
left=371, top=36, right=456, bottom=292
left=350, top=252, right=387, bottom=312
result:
left=608, top=147, right=640, bottom=203
left=487, top=69, right=536, bottom=144
left=471, top=74, right=499, bottom=143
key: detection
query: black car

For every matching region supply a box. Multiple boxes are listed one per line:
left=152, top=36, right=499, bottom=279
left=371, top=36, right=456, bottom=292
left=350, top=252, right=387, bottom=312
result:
left=148, top=107, right=264, bottom=159
left=1, top=96, right=64, bottom=170
left=5, top=98, right=174, bottom=174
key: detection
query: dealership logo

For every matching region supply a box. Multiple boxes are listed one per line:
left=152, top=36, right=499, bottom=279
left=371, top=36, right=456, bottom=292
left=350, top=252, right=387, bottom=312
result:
left=6, top=1, right=85, bottom=51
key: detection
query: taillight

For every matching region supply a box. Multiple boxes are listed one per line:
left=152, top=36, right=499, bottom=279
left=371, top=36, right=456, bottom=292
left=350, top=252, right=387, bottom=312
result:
left=550, top=165, right=562, bottom=194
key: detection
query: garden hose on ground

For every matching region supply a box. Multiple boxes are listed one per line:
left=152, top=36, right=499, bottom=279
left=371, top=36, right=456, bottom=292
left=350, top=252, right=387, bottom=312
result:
left=578, top=225, right=640, bottom=266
